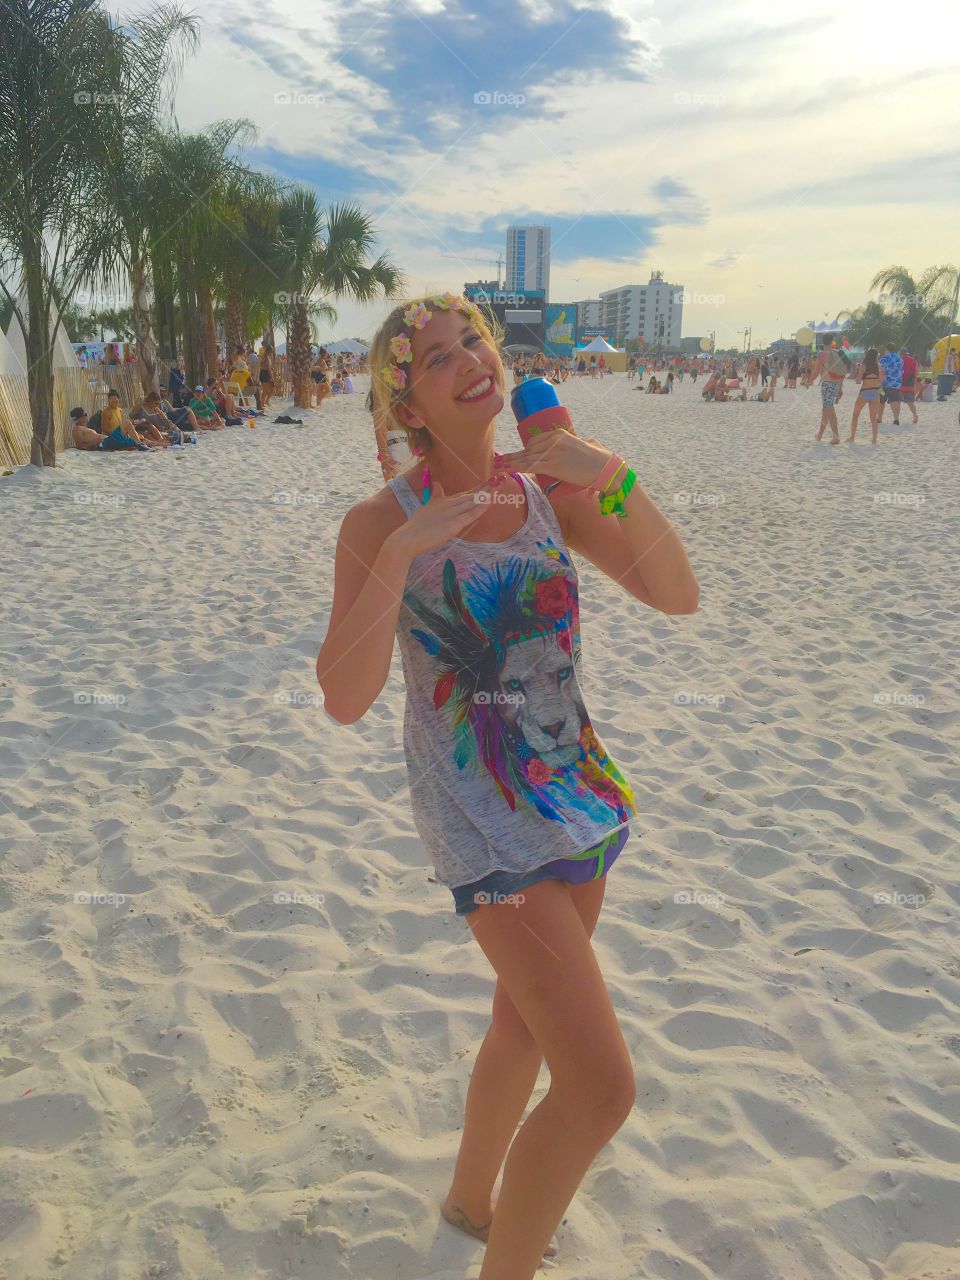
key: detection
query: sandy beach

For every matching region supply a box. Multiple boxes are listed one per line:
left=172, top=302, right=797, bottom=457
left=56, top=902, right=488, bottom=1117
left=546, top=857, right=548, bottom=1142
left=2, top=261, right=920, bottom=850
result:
left=1, top=375, right=958, bottom=1280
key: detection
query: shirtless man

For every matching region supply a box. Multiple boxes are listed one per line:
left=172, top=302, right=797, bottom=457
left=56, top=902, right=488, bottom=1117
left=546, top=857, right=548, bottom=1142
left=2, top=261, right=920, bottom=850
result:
left=68, top=406, right=149, bottom=451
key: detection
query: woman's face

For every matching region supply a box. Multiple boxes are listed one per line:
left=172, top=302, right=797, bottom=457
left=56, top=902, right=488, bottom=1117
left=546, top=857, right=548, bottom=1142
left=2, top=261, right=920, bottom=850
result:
left=401, top=311, right=503, bottom=439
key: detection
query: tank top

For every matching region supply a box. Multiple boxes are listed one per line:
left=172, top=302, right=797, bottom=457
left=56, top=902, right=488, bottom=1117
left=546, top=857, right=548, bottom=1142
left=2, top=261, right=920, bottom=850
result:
left=386, top=470, right=638, bottom=890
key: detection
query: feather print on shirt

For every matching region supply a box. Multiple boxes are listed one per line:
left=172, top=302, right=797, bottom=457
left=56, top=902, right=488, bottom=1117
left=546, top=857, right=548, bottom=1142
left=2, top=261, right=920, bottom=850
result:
left=403, top=553, right=636, bottom=825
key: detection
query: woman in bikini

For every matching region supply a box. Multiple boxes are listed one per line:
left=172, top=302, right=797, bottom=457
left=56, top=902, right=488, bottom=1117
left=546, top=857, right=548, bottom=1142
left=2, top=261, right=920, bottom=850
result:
left=316, top=293, right=698, bottom=1279
left=848, top=347, right=882, bottom=445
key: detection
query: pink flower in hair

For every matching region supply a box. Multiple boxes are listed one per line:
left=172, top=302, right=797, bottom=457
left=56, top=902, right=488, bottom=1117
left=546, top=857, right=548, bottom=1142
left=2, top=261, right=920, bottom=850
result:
left=403, top=302, right=432, bottom=330
left=389, top=333, right=413, bottom=363
left=382, top=364, right=407, bottom=392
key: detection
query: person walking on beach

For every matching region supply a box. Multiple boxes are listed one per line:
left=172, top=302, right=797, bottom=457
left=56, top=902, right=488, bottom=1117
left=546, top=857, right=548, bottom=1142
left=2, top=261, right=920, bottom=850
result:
left=878, top=342, right=903, bottom=426
left=848, top=347, right=883, bottom=444
left=316, top=293, right=699, bottom=1280
left=899, top=347, right=919, bottom=424
left=810, top=338, right=847, bottom=443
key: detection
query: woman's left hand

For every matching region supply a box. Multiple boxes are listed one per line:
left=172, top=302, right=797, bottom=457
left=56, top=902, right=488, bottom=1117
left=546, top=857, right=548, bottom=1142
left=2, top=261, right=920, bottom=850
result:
left=493, top=429, right=614, bottom=489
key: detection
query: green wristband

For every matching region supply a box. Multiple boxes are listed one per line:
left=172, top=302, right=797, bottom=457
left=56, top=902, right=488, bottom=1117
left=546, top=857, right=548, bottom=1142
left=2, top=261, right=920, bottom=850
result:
left=598, top=467, right=637, bottom=517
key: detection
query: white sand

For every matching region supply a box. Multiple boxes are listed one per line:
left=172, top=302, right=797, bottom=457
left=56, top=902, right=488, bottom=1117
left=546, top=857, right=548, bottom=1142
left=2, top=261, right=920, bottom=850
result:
left=1, top=377, right=959, bottom=1280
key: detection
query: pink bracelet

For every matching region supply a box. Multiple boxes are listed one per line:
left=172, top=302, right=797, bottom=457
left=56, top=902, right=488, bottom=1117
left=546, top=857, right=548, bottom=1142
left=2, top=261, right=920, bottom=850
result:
left=591, top=452, right=625, bottom=494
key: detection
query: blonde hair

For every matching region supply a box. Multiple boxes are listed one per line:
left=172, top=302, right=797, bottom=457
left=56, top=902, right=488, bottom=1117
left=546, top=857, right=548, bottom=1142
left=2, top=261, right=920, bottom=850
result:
left=369, top=294, right=505, bottom=456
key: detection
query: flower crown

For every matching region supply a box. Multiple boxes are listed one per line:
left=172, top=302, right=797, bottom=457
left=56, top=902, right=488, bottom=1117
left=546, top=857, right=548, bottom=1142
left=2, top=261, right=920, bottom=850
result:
left=380, top=292, right=481, bottom=393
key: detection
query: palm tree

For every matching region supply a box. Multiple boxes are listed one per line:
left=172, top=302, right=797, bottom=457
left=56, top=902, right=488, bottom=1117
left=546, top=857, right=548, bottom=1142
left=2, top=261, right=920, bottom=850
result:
left=151, top=121, right=254, bottom=386
left=835, top=299, right=896, bottom=351
left=95, top=5, right=200, bottom=394
left=273, top=194, right=403, bottom=407
left=869, top=264, right=956, bottom=356
left=0, top=0, right=122, bottom=464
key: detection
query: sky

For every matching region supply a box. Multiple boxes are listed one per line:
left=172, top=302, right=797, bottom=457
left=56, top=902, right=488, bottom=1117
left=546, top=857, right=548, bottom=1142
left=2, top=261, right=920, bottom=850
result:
left=163, top=0, right=959, bottom=347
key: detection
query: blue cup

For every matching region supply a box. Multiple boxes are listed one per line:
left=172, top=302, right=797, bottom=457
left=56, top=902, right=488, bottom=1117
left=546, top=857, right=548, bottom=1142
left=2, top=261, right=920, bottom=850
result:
left=511, top=377, right=558, bottom=423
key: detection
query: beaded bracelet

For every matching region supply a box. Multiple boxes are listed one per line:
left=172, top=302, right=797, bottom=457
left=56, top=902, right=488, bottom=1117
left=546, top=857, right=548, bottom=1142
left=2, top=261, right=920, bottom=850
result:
left=598, top=466, right=637, bottom=518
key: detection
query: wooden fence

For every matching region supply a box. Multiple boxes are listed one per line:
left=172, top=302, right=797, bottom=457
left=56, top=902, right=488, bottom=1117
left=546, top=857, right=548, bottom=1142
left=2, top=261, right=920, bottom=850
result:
left=0, top=356, right=294, bottom=467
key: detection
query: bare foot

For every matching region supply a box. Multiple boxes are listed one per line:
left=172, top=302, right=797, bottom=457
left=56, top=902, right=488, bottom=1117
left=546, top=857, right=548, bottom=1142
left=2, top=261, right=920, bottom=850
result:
left=441, top=1193, right=558, bottom=1259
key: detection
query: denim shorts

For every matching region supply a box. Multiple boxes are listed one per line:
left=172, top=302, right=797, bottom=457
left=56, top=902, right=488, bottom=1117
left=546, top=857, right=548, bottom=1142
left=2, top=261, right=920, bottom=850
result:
left=451, top=826, right=630, bottom=916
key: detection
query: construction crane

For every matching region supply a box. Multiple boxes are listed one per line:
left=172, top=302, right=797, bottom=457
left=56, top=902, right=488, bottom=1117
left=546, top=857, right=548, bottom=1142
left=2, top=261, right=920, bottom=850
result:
left=440, top=251, right=504, bottom=290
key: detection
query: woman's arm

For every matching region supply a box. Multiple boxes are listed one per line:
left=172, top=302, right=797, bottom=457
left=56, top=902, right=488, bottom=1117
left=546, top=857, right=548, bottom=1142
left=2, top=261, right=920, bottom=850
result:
left=316, top=503, right=414, bottom=724
left=553, top=481, right=699, bottom=614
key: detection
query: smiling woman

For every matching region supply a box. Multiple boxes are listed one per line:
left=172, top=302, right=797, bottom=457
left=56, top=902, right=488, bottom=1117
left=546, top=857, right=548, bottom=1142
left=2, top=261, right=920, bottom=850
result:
left=315, top=290, right=698, bottom=1278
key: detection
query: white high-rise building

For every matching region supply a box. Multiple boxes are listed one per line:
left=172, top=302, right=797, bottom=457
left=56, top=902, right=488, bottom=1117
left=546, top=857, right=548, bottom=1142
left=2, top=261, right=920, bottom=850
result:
left=574, top=299, right=602, bottom=333
left=506, top=225, right=551, bottom=300
left=598, top=271, right=683, bottom=349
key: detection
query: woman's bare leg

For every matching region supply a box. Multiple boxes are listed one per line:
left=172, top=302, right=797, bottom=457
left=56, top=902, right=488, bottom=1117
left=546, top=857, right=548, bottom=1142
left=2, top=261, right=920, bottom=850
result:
left=463, top=878, right=634, bottom=1280
left=444, top=878, right=608, bottom=1260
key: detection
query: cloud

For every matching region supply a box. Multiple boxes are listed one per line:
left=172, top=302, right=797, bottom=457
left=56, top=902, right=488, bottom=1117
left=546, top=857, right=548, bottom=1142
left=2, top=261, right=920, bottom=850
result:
left=707, top=250, right=740, bottom=269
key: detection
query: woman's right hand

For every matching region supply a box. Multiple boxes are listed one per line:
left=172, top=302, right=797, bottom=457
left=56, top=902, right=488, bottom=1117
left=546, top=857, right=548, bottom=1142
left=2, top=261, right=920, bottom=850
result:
left=388, top=481, right=495, bottom=559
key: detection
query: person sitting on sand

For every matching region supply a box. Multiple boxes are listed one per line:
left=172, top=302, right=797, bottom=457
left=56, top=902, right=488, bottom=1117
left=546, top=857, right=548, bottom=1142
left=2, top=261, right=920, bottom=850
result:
left=69, top=405, right=151, bottom=451
left=659, top=371, right=675, bottom=394
left=189, top=384, right=226, bottom=430
left=331, top=371, right=344, bottom=395
left=130, top=390, right=195, bottom=443
left=646, top=376, right=659, bottom=393
left=100, top=388, right=166, bottom=447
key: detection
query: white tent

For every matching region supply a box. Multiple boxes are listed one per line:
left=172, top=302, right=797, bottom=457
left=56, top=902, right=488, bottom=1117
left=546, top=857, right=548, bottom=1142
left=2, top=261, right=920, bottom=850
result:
left=576, top=335, right=618, bottom=353
left=4, top=280, right=80, bottom=373
left=0, top=326, right=22, bottom=376
left=326, top=339, right=368, bottom=354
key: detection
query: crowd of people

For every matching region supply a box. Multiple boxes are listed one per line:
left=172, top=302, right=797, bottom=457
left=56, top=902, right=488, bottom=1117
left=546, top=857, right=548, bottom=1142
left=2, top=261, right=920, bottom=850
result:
left=68, top=341, right=367, bottom=453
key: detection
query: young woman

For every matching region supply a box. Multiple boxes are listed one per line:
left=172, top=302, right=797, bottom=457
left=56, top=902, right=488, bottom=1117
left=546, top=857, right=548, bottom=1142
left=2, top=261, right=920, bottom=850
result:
left=316, top=293, right=698, bottom=1280
left=848, top=347, right=882, bottom=444
left=258, top=348, right=275, bottom=409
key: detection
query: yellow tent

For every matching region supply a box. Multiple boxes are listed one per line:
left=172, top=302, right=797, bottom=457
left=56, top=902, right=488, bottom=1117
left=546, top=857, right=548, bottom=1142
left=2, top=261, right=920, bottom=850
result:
left=930, top=335, right=960, bottom=374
